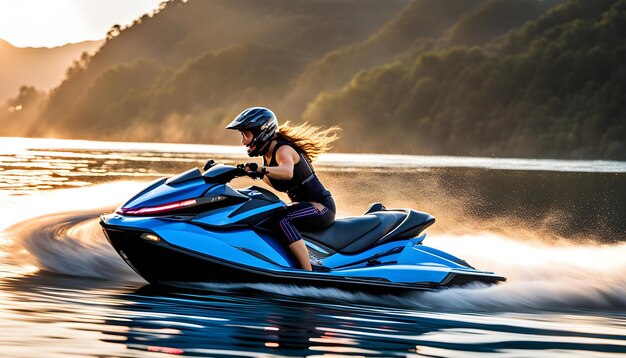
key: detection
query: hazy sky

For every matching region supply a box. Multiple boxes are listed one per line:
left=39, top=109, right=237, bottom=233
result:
left=0, top=0, right=164, bottom=48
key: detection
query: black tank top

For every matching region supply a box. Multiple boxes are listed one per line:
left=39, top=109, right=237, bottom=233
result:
left=263, top=140, right=333, bottom=207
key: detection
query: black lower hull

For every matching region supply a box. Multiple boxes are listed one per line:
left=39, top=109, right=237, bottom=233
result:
left=102, top=226, right=504, bottom=294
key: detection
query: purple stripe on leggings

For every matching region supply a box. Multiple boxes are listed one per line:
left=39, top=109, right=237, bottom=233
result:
left=290, top=206, right=329, bottom=220
left=279, top=204, right=331, bottom=244
left=279, top=218, right=301, bottom=243
left=289, top=213, right=318, bottom=220
left=288, top=211, right=317, bottom=218
left=279, top=220, right=294, bottom=242
left=288, top=208, right=319, bottom=219
left=288, top=210, right=317, bottom=219
left=283, top=219, right=299, bottom=238
left=287, top=206, right=317, bottom=216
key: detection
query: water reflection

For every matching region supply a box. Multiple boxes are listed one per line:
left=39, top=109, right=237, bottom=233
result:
left=111, top=286, right=355, bottom=356
left=0, top=270, right=625, bottom=357
left=0, top=150, right=189, bottom=194
left=103, top=285, right=626, bottom=357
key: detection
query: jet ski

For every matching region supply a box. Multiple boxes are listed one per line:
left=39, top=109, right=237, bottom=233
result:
left=100, top=161, right=506, bottom=293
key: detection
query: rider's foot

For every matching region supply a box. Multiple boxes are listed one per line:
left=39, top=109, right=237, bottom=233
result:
left=309, top=252, right=330, bottom=272
left=311, top=263, right=332, bottom=272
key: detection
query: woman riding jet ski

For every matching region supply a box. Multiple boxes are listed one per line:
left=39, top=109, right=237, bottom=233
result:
left=100, top=108, right=506, bottom=292
left=226, top=107, right=340, bottom=271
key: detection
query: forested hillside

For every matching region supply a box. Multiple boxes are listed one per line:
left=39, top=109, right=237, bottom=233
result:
left=1, top=0, right=623, bottom=159
left=283, top=0, right=565, bottom=118
left=304, top=0, right=626, bottom=159
left=436, top=0, right=563, bottom=48
left=281, top=0, right=487, bottom=116
left=21, top=0, right=409, bottom=142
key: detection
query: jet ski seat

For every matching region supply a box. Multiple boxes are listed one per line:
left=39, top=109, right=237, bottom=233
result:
left=301, top=211, right=406, bottom=254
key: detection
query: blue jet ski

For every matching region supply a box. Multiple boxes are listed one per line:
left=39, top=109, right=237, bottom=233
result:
left=100, top=161, right=506, bottom=293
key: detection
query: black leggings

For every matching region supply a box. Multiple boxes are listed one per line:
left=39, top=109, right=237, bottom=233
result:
left=277, top=199, right=335, bottom=245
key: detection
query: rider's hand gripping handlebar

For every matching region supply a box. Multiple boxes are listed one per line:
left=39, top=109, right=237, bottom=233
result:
left=236, top=164, right=264, bottom=180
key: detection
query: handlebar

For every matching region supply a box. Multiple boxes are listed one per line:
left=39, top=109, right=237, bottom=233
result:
left=236, top=164, right=264, bottom=179
left=203, top=159, right=216, bottom=171
left=202, top=159, right=264, bottom=182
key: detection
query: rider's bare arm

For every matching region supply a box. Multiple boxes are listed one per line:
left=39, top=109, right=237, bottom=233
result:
left=264, top=145, right=299, bottom=181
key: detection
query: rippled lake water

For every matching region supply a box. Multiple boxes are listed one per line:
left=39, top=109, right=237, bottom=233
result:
left=0, top=137, right=624, bottom=357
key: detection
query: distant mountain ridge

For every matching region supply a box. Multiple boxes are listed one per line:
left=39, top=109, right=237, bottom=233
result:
left=0, top=39, right=103, bottom=101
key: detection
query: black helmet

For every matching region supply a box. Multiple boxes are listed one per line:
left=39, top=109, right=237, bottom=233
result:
left=226, top=107, right=278, bottom=157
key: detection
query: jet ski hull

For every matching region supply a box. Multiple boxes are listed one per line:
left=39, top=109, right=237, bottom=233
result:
left=102, top=222, right=505, bottom=293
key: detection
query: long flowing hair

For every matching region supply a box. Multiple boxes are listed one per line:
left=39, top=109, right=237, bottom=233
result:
left=276, top=121, right=341, bottom=162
